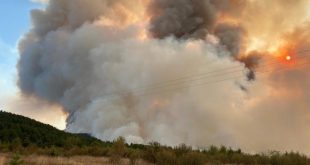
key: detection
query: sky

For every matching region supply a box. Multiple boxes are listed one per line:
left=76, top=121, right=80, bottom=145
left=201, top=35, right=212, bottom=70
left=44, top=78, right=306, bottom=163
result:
left=0, top=0, right=40, bottom=101
left=0, top=0, right=66, bottom=130
left=0, top=1, right=41, bottom=93
left=2, top=0, right=310, bottom=155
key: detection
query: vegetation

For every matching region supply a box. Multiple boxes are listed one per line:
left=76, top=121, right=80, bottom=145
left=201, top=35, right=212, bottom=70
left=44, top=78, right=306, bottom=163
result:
left=0, top=111, right=111, bottom=149
left=9, top=154, right=23, bottom=165
left=1, top=110, right=310, bottom=165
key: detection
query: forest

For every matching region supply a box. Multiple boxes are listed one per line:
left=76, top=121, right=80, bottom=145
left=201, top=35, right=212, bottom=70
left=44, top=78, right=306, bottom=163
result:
left=1, top=111, right=310, bottom=165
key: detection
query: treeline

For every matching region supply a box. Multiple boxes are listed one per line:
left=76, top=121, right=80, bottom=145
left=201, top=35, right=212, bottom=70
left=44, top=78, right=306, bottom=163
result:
left=1, top=111, right=310, bottom=165
left=0, top=111, right=111, bottom=149
left=3, top=138, right=309, bottom=165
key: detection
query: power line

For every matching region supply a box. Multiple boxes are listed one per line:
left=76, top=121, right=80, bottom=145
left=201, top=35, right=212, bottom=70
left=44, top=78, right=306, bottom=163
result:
left=101, top=50, right=310, bottom=101
left=129, top=61, right=310, bottom=97
left=118, top=49, right=310, bottom=93
left=139, top=48, right=310, bottom=88
left=104, top=50, right=310, bottom=98
left=98, top=60, right=310, bottom=112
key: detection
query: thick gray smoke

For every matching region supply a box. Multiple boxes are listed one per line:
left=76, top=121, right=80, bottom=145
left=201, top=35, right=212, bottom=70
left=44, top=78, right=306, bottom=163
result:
left=214, top=23, right=245, bottom=57
left=18, top=0, right=248, bottom=145
left=18, top=0, right=310, bottom=154
left=148, top=0, right=216, bottom=39
left=148, top=0, right=247, bottom=43
left=148, top=0, right=253, bottom=66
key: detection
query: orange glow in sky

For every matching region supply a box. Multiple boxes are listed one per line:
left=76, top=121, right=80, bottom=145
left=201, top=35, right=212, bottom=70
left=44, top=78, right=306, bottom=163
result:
left=286, top=55, right=292, bottom=61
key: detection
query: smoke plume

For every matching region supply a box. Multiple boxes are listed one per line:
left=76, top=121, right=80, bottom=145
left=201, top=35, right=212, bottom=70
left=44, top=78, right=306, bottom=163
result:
left=18, top=0, right=310, bottom=154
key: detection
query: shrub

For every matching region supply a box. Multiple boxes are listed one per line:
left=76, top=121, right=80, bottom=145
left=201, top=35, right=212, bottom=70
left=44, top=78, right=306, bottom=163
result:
left=9, top=154, right=23, bottom=165
left=48, top=146, right=61, bottom=157
left=143, top=142, right=162, bottom=163
left=0, top=142, right=9, bottom=152
left=10, top=138, right=22, bottom=152
left=174, top=144, right=191, bottom=157
left=156, top=150, right=178, bottom=165
left=207, top=145, right=219, bottom=155
left=128, top=149, right=140, bottom=165
left=109, top=137, right=127, bottom=164
left=180, top=152, right=205, bottom=165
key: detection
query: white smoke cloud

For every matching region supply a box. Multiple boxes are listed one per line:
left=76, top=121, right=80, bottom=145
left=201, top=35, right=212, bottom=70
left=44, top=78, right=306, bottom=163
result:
left=17, top=0, right=310, bottom=154
left=18, top=0, right=248, bottom=146
left=63, top=36, right=248, bottom=146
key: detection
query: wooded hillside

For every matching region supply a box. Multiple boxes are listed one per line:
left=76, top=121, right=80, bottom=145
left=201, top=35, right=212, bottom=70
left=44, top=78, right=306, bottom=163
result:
left=1, top=111, right=310, bottom=165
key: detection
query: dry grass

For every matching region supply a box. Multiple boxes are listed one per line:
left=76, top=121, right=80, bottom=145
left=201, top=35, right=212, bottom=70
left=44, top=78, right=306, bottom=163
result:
left=23, top=155, right=111, bottom=165
left=0, top=154, right=9, bottom=165
left=0, top=153, right=152, bottom=165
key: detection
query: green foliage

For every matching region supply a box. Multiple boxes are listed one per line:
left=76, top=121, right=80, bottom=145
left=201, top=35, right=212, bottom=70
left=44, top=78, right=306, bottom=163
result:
left=180, top=152, right=205, bottom=165
left=109, top=137, right=127, bottom=164
left=1, top=111, right=310, bottom=165
left=0, top=111, right=108, bottom=152
left=155, top=150, right=177, bottom=165
left=10, top=138, right=22, bottom=152
left=143, top=142, right=162, bottom=163
left=48, top=146, right=61, bottom=157
left=128, top=149, right=141, bottom=165
left=174, top=143, right=192, bottom=156
left=9, top=154, right=23, bottom=165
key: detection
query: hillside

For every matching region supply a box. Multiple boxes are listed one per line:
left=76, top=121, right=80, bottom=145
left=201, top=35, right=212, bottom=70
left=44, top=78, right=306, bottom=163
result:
left=0, top=111, right=110, bottom=149
left=1, top=111, right=310, bottom=165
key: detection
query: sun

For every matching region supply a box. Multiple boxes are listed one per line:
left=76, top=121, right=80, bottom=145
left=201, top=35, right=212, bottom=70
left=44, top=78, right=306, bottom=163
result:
left=285, top=55, right=292, bottom=61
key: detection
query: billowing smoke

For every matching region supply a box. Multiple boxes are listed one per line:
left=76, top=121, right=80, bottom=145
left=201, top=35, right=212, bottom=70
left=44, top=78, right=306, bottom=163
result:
left=18, top=0, right=310, bottom=154
left=148, top=0, right=216, bottom=39
left=214, top=23, right=245, bottom=57
left=148, top=0, right=256, bottom=74
left=148, top=0, right=248, bottom=52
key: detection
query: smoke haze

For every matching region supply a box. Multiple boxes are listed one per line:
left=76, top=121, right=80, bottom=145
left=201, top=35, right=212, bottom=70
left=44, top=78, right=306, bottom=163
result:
left=18, top=0, right=310, bottom=154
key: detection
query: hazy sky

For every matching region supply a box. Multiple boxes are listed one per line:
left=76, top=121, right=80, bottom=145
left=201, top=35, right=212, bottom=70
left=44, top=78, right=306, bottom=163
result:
left=0, top=0, right=66, bottom=130
left=0, top=0, right=41, bottom=103
left=0, top=1, right=41, bottom=92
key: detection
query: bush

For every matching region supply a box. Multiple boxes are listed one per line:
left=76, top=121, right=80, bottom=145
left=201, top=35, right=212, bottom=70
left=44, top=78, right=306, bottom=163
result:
left=174, top=144, right=192, bottom=157
left=128, top=149, right=140, bottom=165
left=207, top=145, right=219, bottom=155
left=156, top=150, right=178, bottom=165
left=0, top=142, right=9, bottom=152
left=109, top=137, right=127, bottom=164
left=180, top=152, right=205, bottom=165
left=9, top=154, right=23, bottom=165
left=87, top=146, right=109, bottom=156
left=48, top=146, right=61, bottom=157
left=143, top=142, right=162, bottom=163
left=10, top=138, right=22, bottom=152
